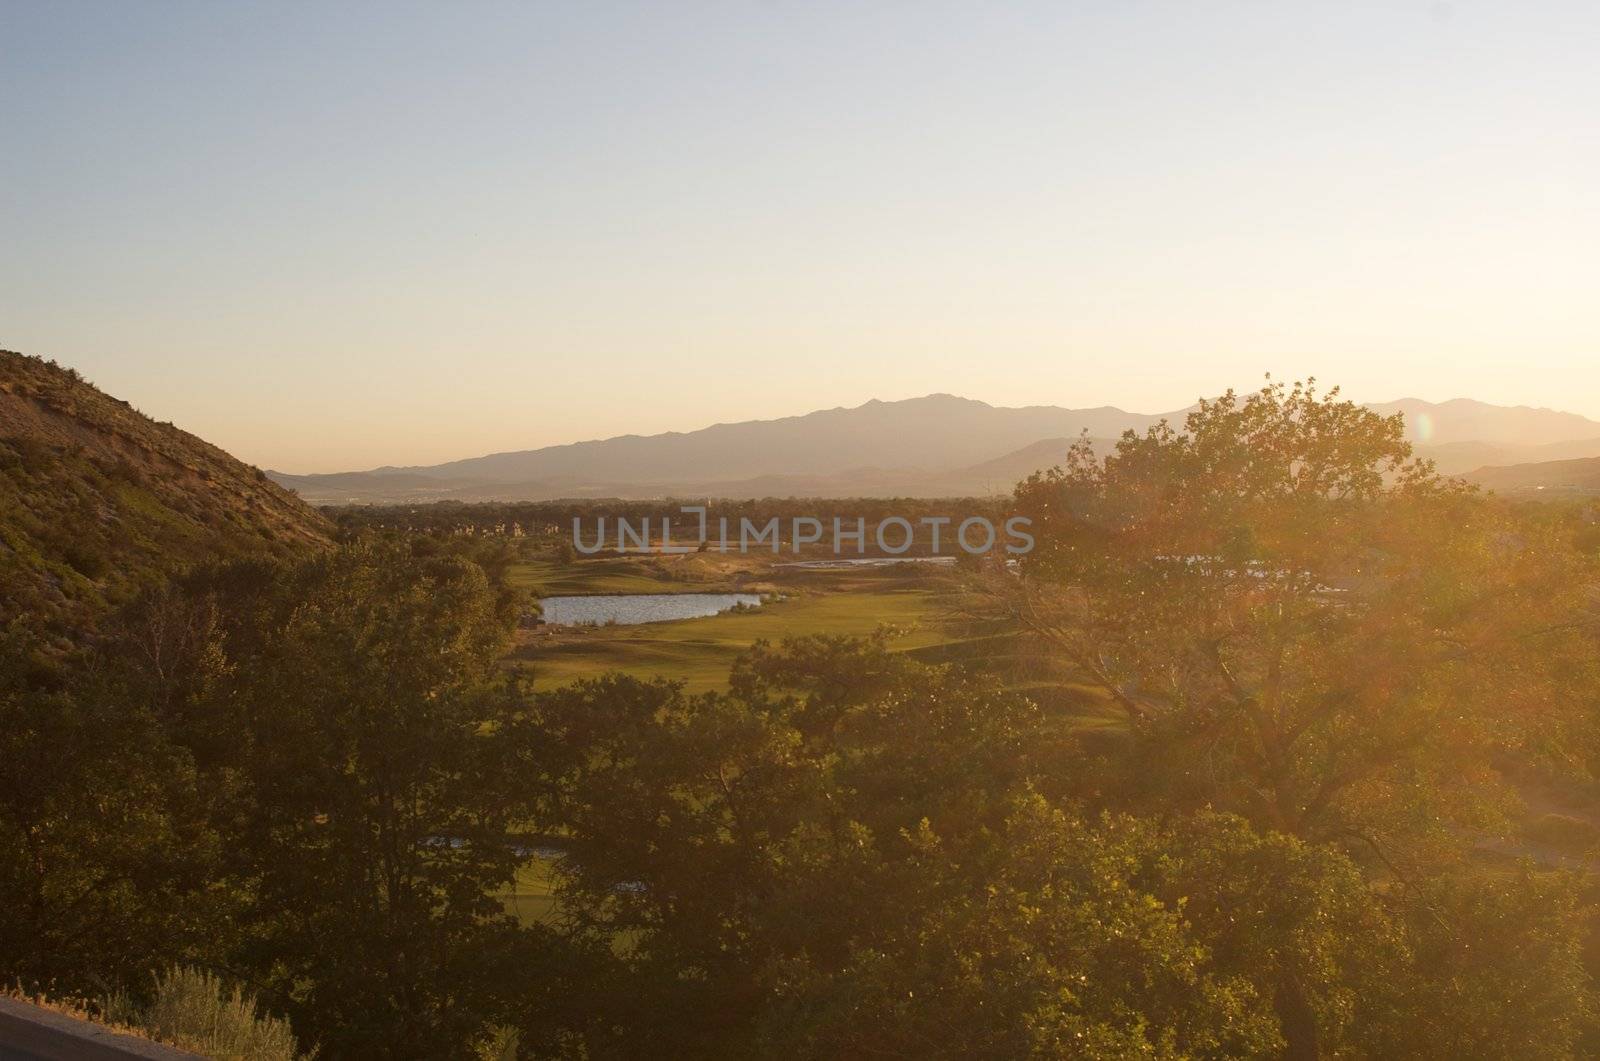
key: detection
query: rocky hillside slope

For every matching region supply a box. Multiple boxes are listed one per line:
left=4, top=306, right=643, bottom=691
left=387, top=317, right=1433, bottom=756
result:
left=0, top=350, right=332, bottom=636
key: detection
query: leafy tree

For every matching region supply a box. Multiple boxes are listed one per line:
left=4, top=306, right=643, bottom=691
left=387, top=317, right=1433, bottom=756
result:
left=211, top=541, right=532, bottom=1057
left=516, top=620, right=1599, bottom=1056
left=757, top=799, right=1283, bottom=1059
left=982, top=380, right=1600, bottom=1055
left=1002, top=380, right=1600, bottom=851
left=8, top=372, right=1600, bottom=1057
left=1380, top=865, right=1594, bottom=1058
left=99, top=540, right=562, bottom=1057
left=511, top=639, right=1319, bottom=1056
left=0, top=625, right=232, bottom=994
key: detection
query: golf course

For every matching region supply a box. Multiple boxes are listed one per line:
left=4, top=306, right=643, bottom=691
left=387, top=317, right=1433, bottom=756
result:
left=505, top=551, right=960, bottom=691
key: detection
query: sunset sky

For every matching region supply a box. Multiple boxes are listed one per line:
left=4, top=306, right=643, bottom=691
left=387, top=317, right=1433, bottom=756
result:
left=3, top=1, right=1596, bottom=472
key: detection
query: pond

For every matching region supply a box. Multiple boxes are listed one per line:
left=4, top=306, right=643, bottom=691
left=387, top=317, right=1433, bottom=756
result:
left=540, top=592, right=763, bottom=626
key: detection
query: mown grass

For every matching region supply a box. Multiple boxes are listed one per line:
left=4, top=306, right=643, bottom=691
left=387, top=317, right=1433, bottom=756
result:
left=501, top=858, right=559, bottom=924
left=505, top=551, right=1137, bottom=716
left=504, top=551, right=974, bottom=691
left=508, top=554, right=747, bottom=596
left=515, top=587, right=948, bottom=691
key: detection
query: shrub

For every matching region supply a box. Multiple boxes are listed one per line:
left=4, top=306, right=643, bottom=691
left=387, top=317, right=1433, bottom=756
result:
left=476, top=1024, right=520, bottom=1060
left=13, top=968, right=307, bottom=1061
left=139, top=966, right=305, bottom=1060
left=60, top=538, right=110, bottom=580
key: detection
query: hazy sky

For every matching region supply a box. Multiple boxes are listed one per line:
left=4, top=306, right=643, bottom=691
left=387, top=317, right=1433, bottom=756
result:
left=3, top=1, right=1596, bottom=472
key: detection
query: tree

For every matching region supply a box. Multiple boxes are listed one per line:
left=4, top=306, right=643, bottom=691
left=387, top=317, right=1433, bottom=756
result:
left=990, top=380, right=1600, bottom=1055
left=757, top=799, right=1285, bottom=1059
left=225, top=542, right=532, bottom=1056
left=511, top=639, right=1292, bottom=1056
left=1002, top=380, right=1599, bottom=849
left=104, top=540, right=556, bottom=1057
left=0, top=624, right=232, bottom=994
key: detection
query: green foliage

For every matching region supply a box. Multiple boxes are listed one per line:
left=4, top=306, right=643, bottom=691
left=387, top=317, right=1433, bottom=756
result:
left=1005, top=380, right=1600, bottom=847
left=150, top=540, right=547, bottom=1057
left=0, top=626, right=233, bottom=995
left=756, top=800, right=1285, bottom=1059
left=1387, top=867, right=1594, bottom=1058
left=550, top=534, right=577, bottom=565
left=475, top=1023, right=520, bottom=1061
left=506, top=637, right=1561, bottom=1054
left=0, top=537, right=579, bottom=1056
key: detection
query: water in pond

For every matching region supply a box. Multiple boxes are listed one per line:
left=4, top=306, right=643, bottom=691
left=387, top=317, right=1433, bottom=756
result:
left=541, top=592, right=762, bottom=626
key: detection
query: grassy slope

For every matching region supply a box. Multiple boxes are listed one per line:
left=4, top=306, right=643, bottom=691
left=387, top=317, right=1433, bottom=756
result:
left=0, top=350, right=332, bottom=635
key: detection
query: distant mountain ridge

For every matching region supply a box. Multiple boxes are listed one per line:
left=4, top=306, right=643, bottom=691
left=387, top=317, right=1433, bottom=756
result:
left=1465, top=456, right=1600, bottom=495
left=271, top=393, right=1600, bottom=504
left=271, top=394, right=1158, bottom=502
left=1368, top=398, right=1600, bottom=447
left=381, top=394, right=1161, bottom=483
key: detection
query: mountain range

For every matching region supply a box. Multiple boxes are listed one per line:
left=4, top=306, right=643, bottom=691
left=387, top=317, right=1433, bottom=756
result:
left=269, top=393, right=1600, bottom=504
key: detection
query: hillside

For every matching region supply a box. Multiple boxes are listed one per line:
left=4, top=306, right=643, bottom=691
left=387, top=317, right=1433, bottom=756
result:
left=0, top=350, right=333, bottom=635
left=1414, top=436, right=1600, bottom=475
left=1465, top=456, right=1600, bottom=495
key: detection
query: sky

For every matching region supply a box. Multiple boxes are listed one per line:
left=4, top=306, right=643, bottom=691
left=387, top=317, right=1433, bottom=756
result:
left=2, top=1, right=1596, bottom=473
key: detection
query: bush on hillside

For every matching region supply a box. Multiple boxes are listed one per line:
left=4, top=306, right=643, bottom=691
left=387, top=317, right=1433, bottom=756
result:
left=135, top=966, right=305, bottom=1060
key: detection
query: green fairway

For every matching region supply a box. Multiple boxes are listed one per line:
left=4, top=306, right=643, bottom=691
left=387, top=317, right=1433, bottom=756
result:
left=515, top=586, right=949, bottom=691
left=500, top=858, right=559, bottom=924
left=502, top=553, right=1130, bottom=746
left=508, top=554, right=749, bottom=596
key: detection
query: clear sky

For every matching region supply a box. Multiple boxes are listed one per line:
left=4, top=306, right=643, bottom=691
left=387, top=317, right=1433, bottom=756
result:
left=2, top=1, right=1595, bottom=472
